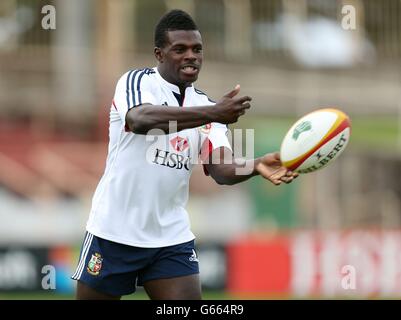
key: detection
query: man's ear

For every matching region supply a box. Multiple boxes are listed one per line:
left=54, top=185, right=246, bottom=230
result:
left=154, top=47, right=163, bottom=63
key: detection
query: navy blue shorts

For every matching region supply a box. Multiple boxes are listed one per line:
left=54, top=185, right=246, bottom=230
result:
left=71, top=232, right=199, bottom=296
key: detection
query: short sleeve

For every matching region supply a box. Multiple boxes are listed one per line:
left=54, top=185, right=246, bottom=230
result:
left=113, top=69, right=158, bottom=122
left=199, top=122, right=232, bottom=162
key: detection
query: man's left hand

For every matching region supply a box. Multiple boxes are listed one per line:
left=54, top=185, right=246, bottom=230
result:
left=255, top=152, right=299, bottom=185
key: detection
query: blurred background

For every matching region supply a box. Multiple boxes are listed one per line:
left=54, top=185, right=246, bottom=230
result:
left=0, top=0, right=400, bottom=299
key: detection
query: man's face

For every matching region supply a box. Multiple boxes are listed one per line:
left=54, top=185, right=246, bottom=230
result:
left=155, top=30, right=203, bottom=88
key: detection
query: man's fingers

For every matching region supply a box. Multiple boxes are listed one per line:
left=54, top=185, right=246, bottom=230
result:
left=285, top=170, right=299, bottom=178
left=280, top=176, right=294, bottom=184
left=237, top=103, right=250, bottom=116
left=257, top=157, right=299, bottom=186
left=224, top=84, right=241, bottom=98
left=277, top=169, right=298, bottom=183
left=236, top=95, right=252, bottom=104
left=269, top=167, right=287, bottom=180
left=257, top=165, right=283, bottom=185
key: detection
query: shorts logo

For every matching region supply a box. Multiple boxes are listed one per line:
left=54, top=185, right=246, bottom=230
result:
left=87, top=253, right=103, bottom=276
left=189, top=249, right=199, bottom=262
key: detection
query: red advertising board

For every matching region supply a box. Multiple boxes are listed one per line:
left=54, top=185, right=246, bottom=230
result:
left=227, top=235, right=291, bottom=295
left=227, top=231, right=401, bottom=298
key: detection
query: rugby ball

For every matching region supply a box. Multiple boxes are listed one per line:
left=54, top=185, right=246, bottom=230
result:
left=280, top=108, right=351, bottom=174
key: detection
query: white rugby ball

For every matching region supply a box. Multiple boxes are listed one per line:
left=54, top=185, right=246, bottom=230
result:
left=280, top=108, right=351, bottom=174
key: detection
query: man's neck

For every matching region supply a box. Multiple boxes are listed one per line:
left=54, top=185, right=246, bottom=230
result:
left=157, top=67, right=191, bottom=96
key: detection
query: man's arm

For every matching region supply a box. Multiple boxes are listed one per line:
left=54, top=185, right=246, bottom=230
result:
left=204, top=147, right=298, bottom=186
left=126, top=104, right=217, bottom=134
left=125, top=85, right=251, bottom=134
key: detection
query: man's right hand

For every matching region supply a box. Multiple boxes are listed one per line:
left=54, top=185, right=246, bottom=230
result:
left=214, top=85, right=252, bottom=124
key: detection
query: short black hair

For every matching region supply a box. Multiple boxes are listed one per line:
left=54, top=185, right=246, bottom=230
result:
left=154, top=9, right=198, bottom=48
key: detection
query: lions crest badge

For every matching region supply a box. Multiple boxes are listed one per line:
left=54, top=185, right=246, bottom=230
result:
left=87, top=253, right=103, bottom=276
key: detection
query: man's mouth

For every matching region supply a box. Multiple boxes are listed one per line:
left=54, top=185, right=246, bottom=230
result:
left=181, top=65, right=199, bottom=76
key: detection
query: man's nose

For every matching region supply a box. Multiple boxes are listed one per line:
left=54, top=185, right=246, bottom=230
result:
left=184, top=49, right=197, bottom=61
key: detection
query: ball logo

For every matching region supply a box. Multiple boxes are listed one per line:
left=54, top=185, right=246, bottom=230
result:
left=292, top=121, right=312, bottom=141
left=87, top=253, right=103, bottom=276
left=297, top=133, right=347, bottom=174
left=315, top=150, right=324, bottom=160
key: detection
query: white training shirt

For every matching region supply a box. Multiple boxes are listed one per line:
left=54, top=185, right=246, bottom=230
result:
left=86, top=67, right=232, bottom=247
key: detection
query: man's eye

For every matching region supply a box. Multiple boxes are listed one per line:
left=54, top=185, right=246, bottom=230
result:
left=174, top=48, right=184, bottom=53
left=194, top=48, right=203, bottom=53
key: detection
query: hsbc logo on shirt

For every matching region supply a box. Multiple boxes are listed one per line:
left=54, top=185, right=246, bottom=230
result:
left=152, top=136, right=191, bottom=170
left=170, top=136, right=189, bottom=152
left=152, top=149, right=191, bottom=170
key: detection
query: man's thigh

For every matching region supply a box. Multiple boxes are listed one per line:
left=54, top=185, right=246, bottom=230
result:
left=143, top=274, right=202, bottom=300
left=76, top=280, right=121, bottom=300
left=139, top=240, right=201, bottom=299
